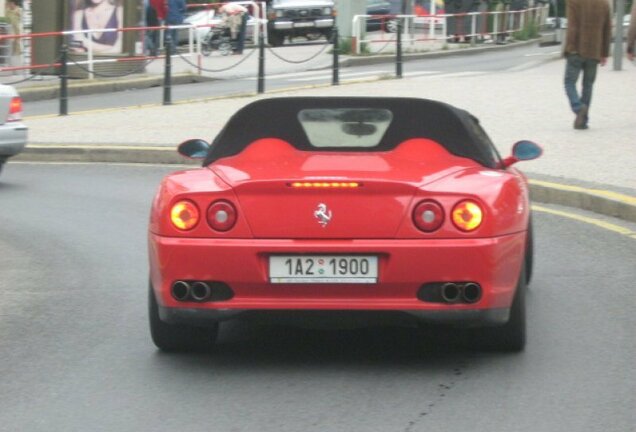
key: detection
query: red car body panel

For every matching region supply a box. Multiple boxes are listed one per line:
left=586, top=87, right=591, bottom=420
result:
left=148, top=137, right=529, bottom=316
left=149, top=234, right=524, bottom=311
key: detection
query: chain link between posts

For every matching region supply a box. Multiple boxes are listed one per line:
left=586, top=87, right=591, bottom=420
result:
left=1, top=53, right=66, bottom=86
left=176, top=48, right=256, bottom=73
left=266, top=39, right=332, bottom=64
left=2, top=72, right=45, bottom=86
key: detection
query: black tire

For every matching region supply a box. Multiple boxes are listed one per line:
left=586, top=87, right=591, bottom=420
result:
left=148, top=282, right=218, bottom=352
left=321, top=29, right=333, bottom=43
left=303, top=31, right=320, bottom=41
left=525, top=217, right=534, bottom=285
left=472, top=262, right=527, bottom=352
left=269, top=31, right=284, bottom=47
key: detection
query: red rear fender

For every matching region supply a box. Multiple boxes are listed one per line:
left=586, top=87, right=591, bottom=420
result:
left=149, top=168, right=253, bottom=238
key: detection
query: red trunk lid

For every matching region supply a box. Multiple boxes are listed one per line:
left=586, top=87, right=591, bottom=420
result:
left=209, top=139, right=476, bottom=239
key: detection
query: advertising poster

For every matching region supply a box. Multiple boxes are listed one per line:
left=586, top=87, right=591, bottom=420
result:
left=68, top=0, right=124, bottom=54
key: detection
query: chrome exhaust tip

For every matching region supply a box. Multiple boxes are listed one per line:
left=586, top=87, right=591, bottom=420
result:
left=190, top=281, right=212, bottom=302
left=462, top=283, right=482, bottom=304
left=171, top=281, right=191, bottom=301
left=440, top=283, right=461, bottom=304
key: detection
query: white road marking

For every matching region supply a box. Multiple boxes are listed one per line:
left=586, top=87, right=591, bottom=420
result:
left=287, top=70, right=390, bottom=82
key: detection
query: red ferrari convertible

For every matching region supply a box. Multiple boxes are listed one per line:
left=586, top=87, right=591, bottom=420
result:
left=148, top=97, right=542, bottom=352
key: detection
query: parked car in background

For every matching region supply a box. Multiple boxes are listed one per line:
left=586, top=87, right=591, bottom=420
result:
left=0, top=85, right=27, bottom=176
left=266, top=0, right=335, bottom=46
left=366, top=0, right=394, bottom=31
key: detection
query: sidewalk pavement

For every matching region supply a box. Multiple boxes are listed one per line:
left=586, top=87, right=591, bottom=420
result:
left=6, top=38, right=547, bottom=102
left=12, top=46, right=636, bottom=224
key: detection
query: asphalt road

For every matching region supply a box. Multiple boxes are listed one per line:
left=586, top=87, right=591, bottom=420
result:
left=23, top=43, right=559, bottom=117
left=1, top=163, right=635, bottom=432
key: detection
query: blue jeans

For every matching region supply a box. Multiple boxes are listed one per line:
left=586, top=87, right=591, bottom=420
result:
left=564, top=53, right=599, bottom=115
left=234, top=13, right=248, bottom=54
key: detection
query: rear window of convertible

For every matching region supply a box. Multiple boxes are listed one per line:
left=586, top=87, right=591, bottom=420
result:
left=298, top=108, right=393, bottom=148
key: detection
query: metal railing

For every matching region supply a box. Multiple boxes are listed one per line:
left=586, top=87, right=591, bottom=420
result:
left=352, top=5, right=550, bottom=54
left=0, top=1, right=267, bottom=79
left=0, top=4, right=551, bottom=116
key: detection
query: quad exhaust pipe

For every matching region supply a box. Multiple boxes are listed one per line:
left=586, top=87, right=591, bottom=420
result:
left=190, top=281, right=212, bottom=302
left=462, top=282, right=481, bottom=304
left=440, top=282, right=482, bottom=304
left=171, top=281, right=221, bottom=302
left=441, top=283, right=461, bottom=303
left=171, top=281, right=191, bottom=301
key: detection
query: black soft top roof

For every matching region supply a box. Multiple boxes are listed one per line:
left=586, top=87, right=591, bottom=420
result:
left=203, top=97, right=502, bottom=168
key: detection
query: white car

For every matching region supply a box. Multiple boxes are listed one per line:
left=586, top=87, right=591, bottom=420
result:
left=0, top=84, right=27, bottom=176
left=178, top=9, right=257, bottom=44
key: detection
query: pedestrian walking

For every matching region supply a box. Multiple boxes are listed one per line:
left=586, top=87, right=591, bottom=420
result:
left=145, top=0, right=160, bottom=56
left=5, top=0, right=22, bottom=63
left=165, top=0, right=186, bottom=53
left=150, top=0, right=167, bottom=22
left=563, top=0, right=610, bottom=130
left=627, top=1, right=636, bottom=62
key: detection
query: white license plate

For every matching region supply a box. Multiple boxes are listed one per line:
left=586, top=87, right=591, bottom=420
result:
left=269, top=255, right=378, bottom=284
left=294, top=22, right=315, bottom=28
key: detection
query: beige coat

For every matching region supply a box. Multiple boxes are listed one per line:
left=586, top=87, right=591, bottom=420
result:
left=564, top=0, right=611, bottom=60
left=6, top=4, right=22, bottom=54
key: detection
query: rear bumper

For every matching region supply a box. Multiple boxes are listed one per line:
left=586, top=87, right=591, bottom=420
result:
left=159, top=305, right=510, bottom=327
left=149, top=232, right=525, bottom=326
left=0, top=122, right=28, bottom=158
left=272, top=18, right=333, bottom=31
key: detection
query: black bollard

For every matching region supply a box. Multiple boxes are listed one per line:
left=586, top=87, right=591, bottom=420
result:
left=163, top=34, right=172, bottom=105
left=332, top=27, right=339, bottom=86
left=396, top=19, right=403, bottom=79
left=258, top=31, right=265, bottom=94
left=59, top=44, right=68, bottom=116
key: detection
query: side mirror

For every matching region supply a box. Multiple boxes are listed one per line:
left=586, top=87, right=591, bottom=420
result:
left=500, top=140, right=543, bottom=168
left=178, top=139, right=211, bottom=160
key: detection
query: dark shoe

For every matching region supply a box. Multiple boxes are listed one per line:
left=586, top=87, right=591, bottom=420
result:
left=574, top=104, right=588, bottom=129
left=574, top=123, right=589, bottom=130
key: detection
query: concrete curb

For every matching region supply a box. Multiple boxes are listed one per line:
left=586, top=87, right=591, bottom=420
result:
left=528, top=180, right=636, bottom=224
left=17, top=73, right=216, bottom=103
left=15, top=144, right=197, bottom=165
left=337, top=38, right=546, bottom=68
left=14, top=145, right=636, bottom=224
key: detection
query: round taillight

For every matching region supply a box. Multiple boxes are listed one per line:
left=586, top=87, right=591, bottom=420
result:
left=207, top=200, right=237, bottom=232
left=412, top=200, right=444, bottom=232
left=451, top=200, right=483, bottom=231
left=170, top=200, right=200, bottom=231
